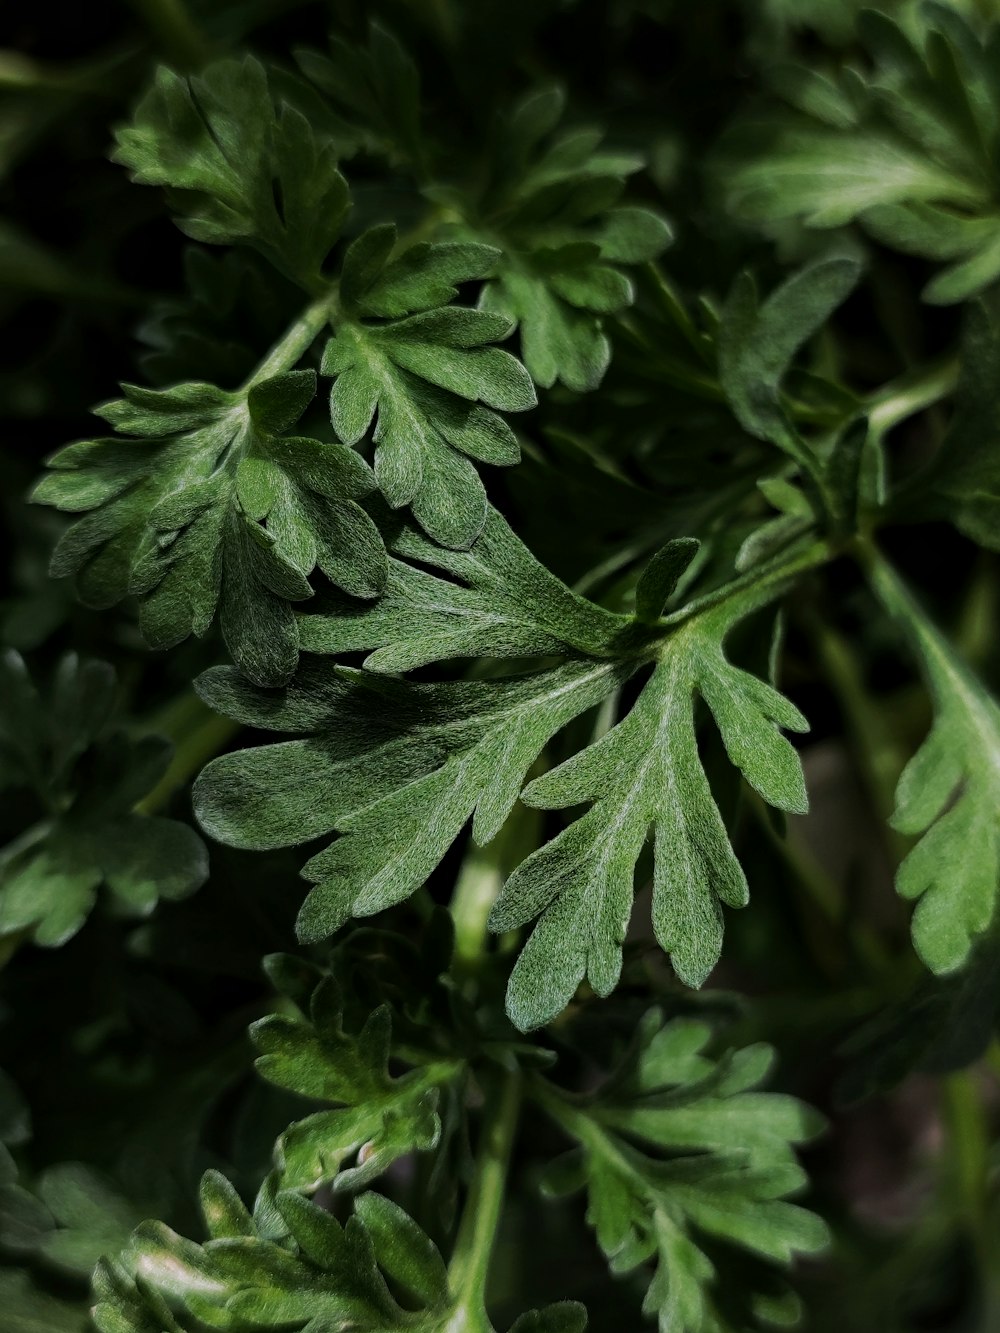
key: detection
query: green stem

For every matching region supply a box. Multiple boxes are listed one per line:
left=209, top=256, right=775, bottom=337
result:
left=450, top=802, right=541, bottom=976
left=942, top=1071, right=992, bottom=1282
left=865, top=354, right=960, bottom=440
left=136, top=693, right=238, bottom=815
left=659, top=535, right=834, bottom=631
left=802, top=605, right=905, bottom=851
left=445, top=1072, right=523, bottom=1332
left=125, top=0, right=211, bottom=68
left=242, top=292, right=338, bottom=391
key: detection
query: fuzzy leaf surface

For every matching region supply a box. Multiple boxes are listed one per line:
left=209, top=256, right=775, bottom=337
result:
left=93, top=1182, right=585, bottom=1332
left=113, top=56, right=349, bottom=291
left=34, top=371, right=386, bottom=686
left=322, top=225, right=536, bottom=548
left=490, top=593, right=809, bottom=1031
left=300, top=505, right=629, bottom=671
left=539, top=1012, right=828, bottom=1333
left=251, top=957, right=462, bottom=1193
left=869, top=556, right=1000, bottom=974
left=194, top=654, right=632, bottom=947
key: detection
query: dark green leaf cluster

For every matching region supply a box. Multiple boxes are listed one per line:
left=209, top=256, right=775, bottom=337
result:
left=721, top=5, right=1000, bottom=304
left=0, top=652, right=206, bottom=945
left=194, top=520, right=814, bottom=1031
left=113, top=57, right=349, bottom=292
left=250, top=952, right=463, bottom=1195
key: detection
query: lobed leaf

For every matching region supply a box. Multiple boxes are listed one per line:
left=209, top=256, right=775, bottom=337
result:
left=322, top=226, right=536, bottom=548
left=113, top=56, right=349, bottom=292
left=34, top=371, right=386, bottom=686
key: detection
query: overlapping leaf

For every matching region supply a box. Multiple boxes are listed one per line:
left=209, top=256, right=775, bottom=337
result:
left=490, top=586, right=810, bottom=1032
left=300, top=505, right=632, bottom=671
left=251, top=955, right=463, bottom=1194
left=461, top=87, right=673, bottom=391
left=94, top=1176, right=585, bottom=1333
left=0, top=652, right=206, bottom=947
left=294, top=22, right=424, bottom=167
left=721, top=5, right=1000, bottom=304
left=321, top=225, right=536, bottom=548
left=113, top=56, right=349, bottom=292
left=537, top=1012, right=828, bottom=1332
left=34, top=370, right=386, bottom=686
left=0, top=1269, right=90, bottom=1332
left=195, top=526, right=810, bottom=1030
left=194, top=654, right=633, bottom=947
left=718, top=255, right=861, bottom=464
left=868, top=554, right=1000, bottom=974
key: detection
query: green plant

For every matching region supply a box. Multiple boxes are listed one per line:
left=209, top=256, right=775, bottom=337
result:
left=4, top=2, right=1000, bottom=1330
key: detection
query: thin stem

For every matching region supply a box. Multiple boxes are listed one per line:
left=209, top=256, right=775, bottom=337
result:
left=865, top=354, right=960, bottom=440
left=136, top=693, right=238, bottom=815
left=445, top=1072, right=523, bottom=1332
left=802, top=605, right=906, bottom=855
left=658, top=535, right=834, bottom=632
left=450, top=802, right=541, bottom=977
left=242, top=292, right=338, bottom=391
left=942, top=1069, right=994, bottom=1311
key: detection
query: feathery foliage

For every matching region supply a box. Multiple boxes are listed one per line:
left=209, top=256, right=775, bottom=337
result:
left=5, top=4, right=1000, bottom=1332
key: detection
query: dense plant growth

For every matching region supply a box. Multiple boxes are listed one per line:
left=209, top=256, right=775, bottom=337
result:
left=3, top=1, right=1000, bottom=1329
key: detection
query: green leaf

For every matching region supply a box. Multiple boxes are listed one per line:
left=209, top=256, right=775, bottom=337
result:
left=194, top=654, right=632, bottom=944
left=322, top=226, right=536, bottom=548
left=456, top=87, right=672, bottom=391
left=538, top=1012, right=828, bottom=1333
left=905, top=297, right=1000, bottom=548
left=94, top=1182, right=578, bottom=1332
left=0, top=1270, right=90, bottom=1333
left=490, top=593, right=809, bottom=1031
left=299, top=505, right=629, bottom=671
left=34, top=1162, right=143, bottom=1276
left=251, top=960, right=462, bottom=1192
left=718, top=256, right=862, bottom=461
left=294, top=22, right=423, bottom=168
left=113, top=56, right=349, bottom=291
left=0, top=652, right=207, bottom=947
left=34, top=372, right=386, bottom=686
left=839, top=934, right=1000, bottom=1103
left=720, top=7, right=1000, bottom=304
left=867, top=554, right=1000, bottom=974
left=634, top=538, right=700, bottom=622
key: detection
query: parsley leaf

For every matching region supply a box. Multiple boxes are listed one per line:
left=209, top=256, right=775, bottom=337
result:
left=251, top=954, right=463, bottom=1194
left=451, top=87, right=672, bottom=391
left=867, top=550, right=1000, bottom=974
left=195, top=529, right=815, bottom=1030
left=721, top=6, right=1000, bottom=304
left=34, top=369, right=386, bottom=686
left=491, top=588, right=809, bottom=1031
left=300, top=506, right=629, bottom=671
left=322, top=225, right=536, bottom=549
left=536, top=1012, right=828, bottom=1332
left=113, top=56, right=349, bottom=293
left=195, top=657, right=633, bottom=947
left=0, top=652, right=206, bottom=947
left=94, top=1179, right=586, bottom=1333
